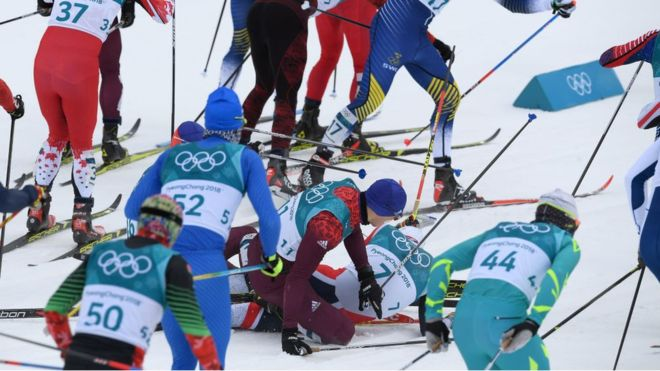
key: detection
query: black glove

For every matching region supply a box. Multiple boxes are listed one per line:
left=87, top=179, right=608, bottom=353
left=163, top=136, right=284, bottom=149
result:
left=433, top=39, right=454, bottom=64
left=9, top=95, right=24, bottom=120
left=403, top=215, right=420, bottom=228
left=637, top=249, right=646, bottom=269
left=281, top=328, right=312, bottom=356
left=357, top=266, right=383, bottom=319
left=246, top=141, right=265, bottom=154
left=120, top=0, right=136, bottom=28
left=500, top=319, right=539, bottom=353
left=551, top=0, right=576, bottom=18
left=37, top=0, right=53, bottom=16
left=425, top=317, right=451, bottom=353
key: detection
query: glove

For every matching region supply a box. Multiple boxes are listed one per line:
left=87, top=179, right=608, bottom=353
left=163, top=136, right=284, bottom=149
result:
left=44, top=311, right=73, bottom=358
left=261, top=253, right=283, bottom=278
left=9, top=95, right=24, bottom=120
left=282, top=328, right=312, bottom=356
left=433, top=39, right=454, bottom=64
left=185, top=334, right=222, bottom=370
left=120, top=0, right=136, bottom=28
left=637, top=249, right=646, bottom=269
left=246, top=141, right=265, bottom=154
left=551, top=0, right=576, bottom=18
left=357, top=266, right=383, bottom=319
left=425, top=316, right=452, bottom=353
left=402, top=215, right=420, bottom=228
left=500, top=318, right=539, bottom=353
left=37, top=0, right=53, bottom=16
left=304, top=0, right=318, bottom=16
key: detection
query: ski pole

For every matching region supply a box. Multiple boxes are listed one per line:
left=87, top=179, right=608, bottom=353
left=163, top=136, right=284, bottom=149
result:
left=0, top=331, right=136, bottom=370
left=202, top=0, right=228, bottom=75
left=382, top=113, right=538, bottom=289
left=613, top=267, right=645, bottom=370
left=1, top=103, right=19, bottom=278
left=313, top=339, right=426, bottom=353
left=0, top=359, right=60, bottom=370
left=265, top=153, right=366, bottom=179
left=194, top=52, right=252, bottom=122
left=331, top=67, right=338, bottom=98
left=0, top=11, right=39, bottom=26
left=171, top=2, right=176, bottom=137
left=242, top=127, right=448, bottom=170
left=541, top=265, right=642, bottom=339
left=485, top=349, right=504, bottom=370
left=400, top=350, right=431, bottom=370
left=316, top=8, right=370, bottom=29
left=0, top=209, right=21, bottom=230
left=572, top=61, right=643, bottom=195
left=410, top=46, right=456, bottom=220
left=193, top=263, right=267, bottom=281
left=404, top=14, right=560, bottom=147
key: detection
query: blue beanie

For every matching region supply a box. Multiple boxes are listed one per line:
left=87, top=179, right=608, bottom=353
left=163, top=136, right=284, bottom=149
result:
left=204, top=87, right=244, bottom=131
left=171, top=121, right=205, bottom=146
left=365, top=179, right=407, bottom=217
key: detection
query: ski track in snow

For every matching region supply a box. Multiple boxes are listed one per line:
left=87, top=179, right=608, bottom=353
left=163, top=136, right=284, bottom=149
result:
left=1, top=0, right=660, bottom=369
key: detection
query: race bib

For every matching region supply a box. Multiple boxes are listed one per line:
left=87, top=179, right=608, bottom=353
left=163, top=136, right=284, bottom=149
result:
left=417, top=0, right=450, bottom=15
left=162, top=179, right=242, bottom=239
left=468, top=237, right=551, bottom=301
left=276, top=196, right=304, bottom=261
left=49, top=0, right=122, bottom=41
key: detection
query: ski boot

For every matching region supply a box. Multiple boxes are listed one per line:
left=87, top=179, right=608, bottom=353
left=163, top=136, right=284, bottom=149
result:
left=433, top=167, right=482, bottom=205
left=101, top=121, right=127, bottom=165
left=26, top=186, right=55, bottom=233
left=266, top=155, right=300, bottom=198
left=299, top=147, right=333, bottom=190
left=294, top=102, right=326, bottom=141
left=72, top=198, right=105, bottom=245
left=342, top=122, right=384, bottom=157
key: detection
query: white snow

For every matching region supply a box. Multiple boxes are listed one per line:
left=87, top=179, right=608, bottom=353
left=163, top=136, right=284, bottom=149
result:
left=1, top=0, right=660, bottom=369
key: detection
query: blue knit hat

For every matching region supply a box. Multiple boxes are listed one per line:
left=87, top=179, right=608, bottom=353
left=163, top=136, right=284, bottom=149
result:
left=204, top=87, right=244, bottom=131
left=365, top=179, right=407, bottom=217
left=171, top=121, right=205, bottom=147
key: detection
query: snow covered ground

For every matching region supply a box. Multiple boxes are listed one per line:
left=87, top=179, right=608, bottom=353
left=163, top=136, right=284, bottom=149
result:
left=1, top=0, right=660, bottom=369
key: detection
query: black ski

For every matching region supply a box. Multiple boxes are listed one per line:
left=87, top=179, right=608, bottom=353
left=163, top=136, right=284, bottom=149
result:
left=2, top=194, right=122, bottom=255
left=13, top=119, right=141, bottom=186
left=28, top=228, right=127, bottom=266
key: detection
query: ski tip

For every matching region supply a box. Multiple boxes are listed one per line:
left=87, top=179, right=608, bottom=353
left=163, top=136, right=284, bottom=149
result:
left=403, top=138, right=412, bottom=146
left=528, top=113, right=538, bottom=121
left=109, top=194, right=123, bottom=210
left=602, top=174, right=614, bottom=190
left=358, top=169, right=367, bottom=179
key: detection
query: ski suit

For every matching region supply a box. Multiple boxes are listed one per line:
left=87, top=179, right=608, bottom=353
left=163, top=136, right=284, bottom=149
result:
left=425, top=221, right=580, bottom=370
left=0, top=183, right=38, bottom=213
left=219, top=0, right=254, bottom=88
left=124, top=136, right=280, bottom=368
left=245, top=179, right=373, bottom=345
left=44, top=237, right=218, bottom=370
left=226, top=224, right=431, bottom=332
left=100, top=22, right=123, bottom=126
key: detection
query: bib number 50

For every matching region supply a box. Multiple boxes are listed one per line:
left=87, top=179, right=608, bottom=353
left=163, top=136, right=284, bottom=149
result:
left=83, top=302, right=123, bottom=331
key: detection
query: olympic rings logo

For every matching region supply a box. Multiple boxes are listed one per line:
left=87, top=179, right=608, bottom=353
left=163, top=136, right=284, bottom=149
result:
left=391, top=230, right=431, bottom=268
left=566, top=72, right=592, bottom=96
left=174, top=150, right=227, bottom=172
left=98, top=251, right=153, bottom=279
left=498, top=222, right=551, bottom=234
left=304, top=182, right=334, bottom=204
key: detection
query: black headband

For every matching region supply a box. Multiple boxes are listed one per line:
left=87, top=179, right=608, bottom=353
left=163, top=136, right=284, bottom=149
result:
left=140, top=206, right=183, bottom=226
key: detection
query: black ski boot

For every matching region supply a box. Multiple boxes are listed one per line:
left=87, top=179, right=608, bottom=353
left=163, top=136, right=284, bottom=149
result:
left=299, top=147, right=333, bottom=190
left=294, top=101, right=326, bottom=141
left=101, top=121, right=127, bottom=165
left=26, top=186, right=54, bottom=233
left=72, top=198, right=105, bottom=245
left=433, top=166, right=482, bottom=204
left=266, top=155, right=300, bottom=197
left=342, top=122, right=384, bottom=156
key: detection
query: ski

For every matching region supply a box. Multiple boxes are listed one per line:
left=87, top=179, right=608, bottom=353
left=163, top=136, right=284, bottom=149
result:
left=257, top=109, right=303, bottom=124
left=13, top=119, right=141, bottom=186
left=59, top=147, right=165, bottom=186
left=413, top=175, right=614, bottom=215
left=28, top=228, right=127, bottom=266
left=1, top=194, right=122, bottom=255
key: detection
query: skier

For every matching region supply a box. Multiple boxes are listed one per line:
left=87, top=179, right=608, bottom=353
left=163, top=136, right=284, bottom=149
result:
left=226, top=223, right=432, bottom=332
left=601, top=30, right=660, bottom=280
left=30, top=0, right=172, bottom=245
left=424, top=189, right=580, bottom=369
left=124, top=87, right=282, bottom=368
left=44, top=195, right=221, bottom=370
left=299, top=0, right=577, bottom=203
left=244, top=178, right=406, bottom=355
left=296, top=0, right=378, bottom=141
left=170, top=120, right=206, bottom=147
left=218, top=0, right=254, bottom=89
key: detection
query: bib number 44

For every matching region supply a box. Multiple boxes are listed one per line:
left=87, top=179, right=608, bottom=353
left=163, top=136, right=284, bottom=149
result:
left=480, top=250, right=517, bottom=272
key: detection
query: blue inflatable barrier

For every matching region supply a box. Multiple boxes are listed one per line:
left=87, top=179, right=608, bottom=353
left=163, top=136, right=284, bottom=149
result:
left=513, top=60, right=624, bottom=111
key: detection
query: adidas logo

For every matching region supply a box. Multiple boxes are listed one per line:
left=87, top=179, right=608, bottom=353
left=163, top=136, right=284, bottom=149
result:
left=317, top=240, right=328, bottom=249
left=311, top=300, right=320, bottom=312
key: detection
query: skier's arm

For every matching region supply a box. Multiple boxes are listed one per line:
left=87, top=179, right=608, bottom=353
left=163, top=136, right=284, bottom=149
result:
left=124, top=151, right=167, bottom=220
left=165, top=256, right=221, bottom=370
left=528, top=237, right=580, bottom=325
left=242, top=149, right=280, bottom=257
left=0, top=183, right=38, bottom=213
left=344, top=225, right=370, bottom=270
left=44, top=261, right=87, bottom=351
left=425, top=233, right=487, bottom=322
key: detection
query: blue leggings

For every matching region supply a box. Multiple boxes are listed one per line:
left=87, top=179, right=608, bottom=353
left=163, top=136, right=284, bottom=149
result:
left=453, top=295, right=549, bottom=370
left=162, top=250, right=231, bottom=369
left=219, top=0, right=254, bottom=88
left=641, top=188, right=660, bottom=281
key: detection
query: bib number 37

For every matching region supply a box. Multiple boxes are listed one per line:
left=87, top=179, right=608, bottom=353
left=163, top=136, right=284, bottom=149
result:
left=56, top=1, right=89, bottom=23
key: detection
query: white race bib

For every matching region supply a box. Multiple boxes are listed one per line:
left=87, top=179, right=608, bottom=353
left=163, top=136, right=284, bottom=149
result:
left=49, top=0, right=122, bottom=41
left=275, top=195, right=304, bottom=261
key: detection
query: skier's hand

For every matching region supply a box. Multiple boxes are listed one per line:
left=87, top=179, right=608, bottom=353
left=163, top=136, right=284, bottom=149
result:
left=551, top=0, right=576, bottom=18
left=402, top=215, right=420, bottom=227
left=120, top=0, right=136, bottom=28
left=37, top=0, right=53, bottom=16
left=500, top=319, right=539, bottom=353
left=433, top=39, right=454, bottom=64
left=357, top=266, right=383, bottom=319
left=282, top=328, right=312, bottom=356
left=7, top=95, right=24, bottom=120
left=44, top=311, right=73, bottom=359
left=426, top=316, right=452, bottom=353
left=304, top=0, right=318, bottom=16
left=261, top=253, right=283, bottom=278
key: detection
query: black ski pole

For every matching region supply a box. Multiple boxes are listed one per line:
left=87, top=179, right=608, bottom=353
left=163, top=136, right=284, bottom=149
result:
left=313, top=339, right=426, bottom=353
left=265, top=153, right=366, bottom=178
left=613, top=267, right=645, bottom=370
left=400, top=350, right=431, bottom=370
left=0, top=99, right=20, bottom=278
left=171, top=3, right=176, bottom=137
left=316, top=8, right=369, bottom=29
left=331, top=67, right=338, bottom=97
left=572, top=61, right=643, bottom=195
left=203, top=0, right=228, bottom=75
left=194, top=52, right=252, bottom=122
left=541, top=265, right=642, bottom=339
left=0, top=11, right=38, bottom=26
left=381, top=113, right=538, bottom=289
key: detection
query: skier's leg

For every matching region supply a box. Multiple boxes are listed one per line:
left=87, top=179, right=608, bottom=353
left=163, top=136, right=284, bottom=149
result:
left=99, top=23, right=127, bottom=164
left=305, top=13, right=342, bottom=103
left=162, top=308, right=198, bottom=370
left=624, top=140, right=660, bottom=233
left=342, top=0, right=377, bottom=100
left=219, top=0, right=255, bottom=88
